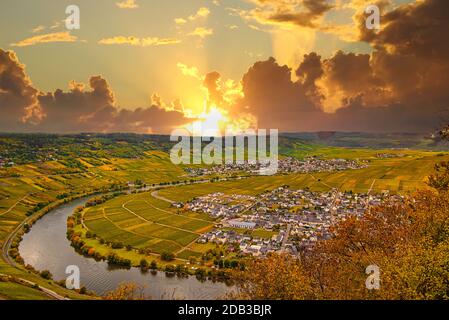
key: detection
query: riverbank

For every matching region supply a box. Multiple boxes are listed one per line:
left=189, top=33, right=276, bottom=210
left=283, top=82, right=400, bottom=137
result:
left=17, top=184, right=236, bottom=299
left=67, top=190, right=235, bottom=283
left=0, top=185, right=127, bottom=300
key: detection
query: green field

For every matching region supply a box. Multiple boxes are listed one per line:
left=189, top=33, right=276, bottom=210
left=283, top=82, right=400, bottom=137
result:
left=0, top=281, right=51, bottom=300
left=82, top=151, right=449, bottom=260
left=0, top=150, right=186, bottom=299
left=83, top=191, right=215, bottom=255
left=0, top=133, right=448, bottom=299
left=160, top=153, right=448, bottom=201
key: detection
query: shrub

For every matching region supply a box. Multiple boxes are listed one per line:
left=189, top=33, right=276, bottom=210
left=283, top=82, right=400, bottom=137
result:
left=139, top=259, right=149, bottom=271
left=161, top=251, right=175, bottom=261
left=40, top=270, right=53, bottom=280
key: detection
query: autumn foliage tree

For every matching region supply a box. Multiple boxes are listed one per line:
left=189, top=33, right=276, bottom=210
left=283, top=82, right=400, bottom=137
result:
left=233, top=126, right=449, bottom=301
left=104, top=282, right=149, bottom=300
left=429, top=126, right=449, bottom=190
left=231, top=253, right=314, bottom=300
left=233, top=190, right=449, bottom=300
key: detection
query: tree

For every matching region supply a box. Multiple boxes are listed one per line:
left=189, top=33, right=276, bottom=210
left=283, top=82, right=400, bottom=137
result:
left=161, top=251, right=175, bottom=261
left=232, top=189, right=449, bottom=300
left=139, top=259, right=149, bottom=272
left=40, top=270, right=53, bottom=280
left=439, top=125, right=449, bottom=140
left=189, top=256, right=197, bottom=265
left=232, top=254, right=314, bottom=300
left=104, top=283, right=149, bottom=300
left=428, top=127, right=449, bottom=190
left=429, top=161, right=449, bottom=190
left=165, top=265, right=175, bottom=273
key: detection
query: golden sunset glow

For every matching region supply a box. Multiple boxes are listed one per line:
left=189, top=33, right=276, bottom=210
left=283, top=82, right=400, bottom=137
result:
left=182, top=104, right=255, bottom=137
left=1, top=0, right=449, bottom=304
left=0, top=0, right=443, bottom=134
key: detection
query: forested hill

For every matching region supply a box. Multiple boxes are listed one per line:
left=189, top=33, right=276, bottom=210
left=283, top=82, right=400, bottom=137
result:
left=283, top=132, right=449, bottom=150
left=0, top=133, right=174, bottom=165
left=1, top=132, right=448, bottom=166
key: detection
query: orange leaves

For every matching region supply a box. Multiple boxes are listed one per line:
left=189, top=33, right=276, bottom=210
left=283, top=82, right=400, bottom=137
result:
left=234, top=189, right=449, bottom=300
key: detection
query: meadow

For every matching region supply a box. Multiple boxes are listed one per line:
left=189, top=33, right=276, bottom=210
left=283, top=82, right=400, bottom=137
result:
left=82, top=150, right=449, bottom=260
left=0, top=150, right=185, bottom=299
left=0, top=133, right=448, bottom=299
left=83, top=191, right=215, bottom=256
left=159, top=152, right=448, bottom=202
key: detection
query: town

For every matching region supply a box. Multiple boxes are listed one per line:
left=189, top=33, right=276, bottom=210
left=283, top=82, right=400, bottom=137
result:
left=185, top=156, right=368, bottom=177
left=181, top=187, right=402, bottom=257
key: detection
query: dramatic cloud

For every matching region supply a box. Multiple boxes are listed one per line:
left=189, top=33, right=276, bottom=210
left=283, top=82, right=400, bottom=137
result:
left=11, top=32, right=78, bottom=47
left=35, top=76, right=189, bottom=133
left=116, top=0, right=139, bottom=9
left=0, top=50, right=43, bottom=131
left=238, top=57, right=318, bottom=130
left=175, top=7, right=210, bottom=26
left=0, top=49, right=189, bottom=133
left=189, top=7, right=210, bottom=20
left=296, top=52, right=324, bottom=104
left=2, top=0, right=448, bottom=134
left=98, top=36, right=181, bottom=47
left=203, top=72, right=223, bottom=106
left=175, top=18, right=187, bottom=25
left=188, top=27, right=214, bottom=39
left=234, top=0, right=449, bottom=132
left=177, top=63, right=201, bottom=79
left=238, top=0, right=333, bottom=29
left=31, top=25, right=45, bottom=33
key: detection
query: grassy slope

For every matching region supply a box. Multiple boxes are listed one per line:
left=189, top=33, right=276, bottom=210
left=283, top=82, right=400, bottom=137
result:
left=0, top=151, right=186, bottom=299
left=0, top=134, right=448, bottom=299
left=83, top=151, right=449, bottom=259
left=0, top=281, right=50, bottom=300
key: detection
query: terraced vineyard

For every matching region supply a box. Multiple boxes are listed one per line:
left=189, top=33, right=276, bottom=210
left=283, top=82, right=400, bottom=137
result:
left=83, top=192, right=215, bottom=256
left=159, top=153, right=449, bottom=202
left=0, top=149, right=187, bottom=299
left=1, top=133, right=448, bottom=299
left=81, top=150, right=449, bottom=261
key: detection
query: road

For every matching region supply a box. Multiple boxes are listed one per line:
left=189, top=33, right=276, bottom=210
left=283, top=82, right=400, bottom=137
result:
left=367, top=179, right=377, bottom=195
left=151, top=190, right=175, bottom=204
left=122, top=201, right=200, bottom=235
left=0, top=194, right=31, bottom=217
left=1, top=207, right=69, bottom=300
left=2, top=174, right=250, bottom=299
left=0, top=273, right=68, bottom=300
left=308, top=173, right=334, bottom=189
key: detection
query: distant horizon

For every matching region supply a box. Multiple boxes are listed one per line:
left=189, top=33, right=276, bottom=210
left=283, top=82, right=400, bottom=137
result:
left=2, top=0, right=449, bottom=134
left=0, top=130, right=440, bottom=136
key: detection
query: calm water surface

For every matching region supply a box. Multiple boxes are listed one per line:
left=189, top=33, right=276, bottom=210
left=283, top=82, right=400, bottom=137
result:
left=19, top=197, right=232, bottom=299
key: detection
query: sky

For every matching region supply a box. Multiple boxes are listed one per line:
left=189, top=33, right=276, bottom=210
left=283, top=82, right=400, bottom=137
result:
left=0, top=0, right=448, bottom=134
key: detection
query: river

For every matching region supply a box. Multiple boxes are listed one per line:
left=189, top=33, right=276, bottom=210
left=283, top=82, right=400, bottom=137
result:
left=18, top=197, right=233, bottom=299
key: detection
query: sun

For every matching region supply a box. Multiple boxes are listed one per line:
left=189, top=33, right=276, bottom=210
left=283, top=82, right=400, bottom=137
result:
left=181, top=100, right=256, bottom=136
left=184, top=106, right=228, bottom=137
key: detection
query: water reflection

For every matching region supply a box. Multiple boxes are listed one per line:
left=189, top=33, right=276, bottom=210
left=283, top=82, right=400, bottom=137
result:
left=19, top=197, right=232, bottom=300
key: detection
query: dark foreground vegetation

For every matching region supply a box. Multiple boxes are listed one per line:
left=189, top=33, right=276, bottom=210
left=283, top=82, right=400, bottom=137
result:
left=231, top=129, right=449, bottom=300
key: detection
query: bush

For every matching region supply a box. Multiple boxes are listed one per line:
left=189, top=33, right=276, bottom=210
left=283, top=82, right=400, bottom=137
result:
left=139, top=259, right=149, bottom=271
left=40, top=270, right=53, bottom=280
left=111, top=242, right=124, bottom=249
left=161, top=251, right=175, bottom=261
left=165, top=265, right=175, bottom=273
left=107, top=253, right=131, bottom=267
